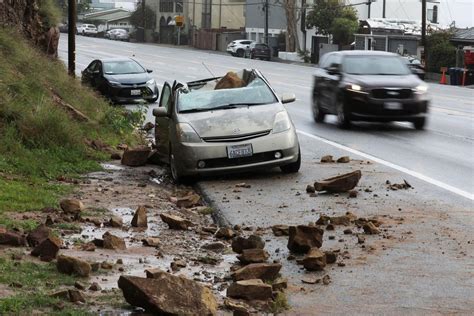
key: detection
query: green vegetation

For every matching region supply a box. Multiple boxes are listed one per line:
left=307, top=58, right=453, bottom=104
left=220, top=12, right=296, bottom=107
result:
left=426, top=30, right=457, bottom=73
left=39, top=0, right=62, bottom=27
left=0, top=257, right=93, bottom=314
left=53, top=222, right=82, bottom=232
left=197, top=207, right=214, bottom=215
left=269, top=292, right=290, bottom=314
left=0, top=28, right=141, bottom=216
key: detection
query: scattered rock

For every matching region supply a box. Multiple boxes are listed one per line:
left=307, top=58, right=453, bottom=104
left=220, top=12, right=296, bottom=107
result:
left=176, top=194, right=201, bottom=208
left=145, top=268, right=166, bottom=279
left=324, top=251, right=337, bottom=264
left=110, top=152, right=122, bottom=160
left=348, top=190, right=358, bottom=198
left=329, top=215, right=351, bottom=226
left=0, top=230, right=26, bottom=246
left=287, top=225, right=324, bottom=253
left=314, top=170, right=362, bottom=192
left=387, top=179, right=412, bottom=190
left=322, top=275, right=331, bottom=285
left=357, top=235, right=366, bottom=244
left=215, top=227, right=235, bottom=239
left=74, top=281, right=87, bottom=290
left=118, top=274, right=217, bottom=315
left=121, top=147, right=151, bottom=167
left=26, top=225, right=52, bottom=247
left=316, top=215, right=330, bottom=225
left=235, top=183, right=251, bottom=188
left=237, top=249, right=269, bottom=264
left=56, top=255, right=91, bottom=277
left=301, top=277, right=319, bottom=284
left=50, top=289, right=70, bottom=300
left=326, top=224, right=335, bottom=231
left=31, top=236, right=62, bottom=262
left=224, top=299, right=251, bottom=315
left=306, top=185, right=316, bottom=193
left=232, top=235, right=265, bottom=254
left=142, top=237, right=160, bottom=247
left=320, top=155, right=334, bottom=163
left=303, top=248, right=326, bottom=271
left=103, top=231, right=126, bottom=250
left=227, top=279, right=273, bottom=301
left=363, top=222, right=381, bottom=235
left=101, top=261, right=113, bottom=269
left=337, top=156, right=350, bottom=163
left=131, top=205, right=148, bottom=228
left=59, top=199, right=84, bottom=215
left=231, top=263, right=281, bottom=282
left=89, top=282, right=101, bottom=291
left=81, top=242, right=96, bottom=252
left=68, top=289, right=86, bottom=303
left=109, top=216, right=123, bottom=228
left=160, top=213, right=194, bottom=230
left=271, top=225, right=289, bottom=236
left=201, top=242, right=226, bottom=253
left=170, top=259, right=187, bottom=271
left=142, top=122, right=155, bottom=132
left=343, top=229, right=353, bottom=235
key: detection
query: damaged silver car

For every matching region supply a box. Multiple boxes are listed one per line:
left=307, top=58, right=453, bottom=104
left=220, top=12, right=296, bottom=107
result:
left=152, top=69, right=300, bottom=182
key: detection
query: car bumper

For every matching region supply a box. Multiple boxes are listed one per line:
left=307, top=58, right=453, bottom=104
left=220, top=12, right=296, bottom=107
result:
left=109, top=85, right=158, bottom=103
left=173, top=128, right=300, bottom=176
left=345, top=91, right=429, bottom=122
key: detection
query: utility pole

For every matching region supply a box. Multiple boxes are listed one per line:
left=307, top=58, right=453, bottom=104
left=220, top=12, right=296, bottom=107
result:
left=264, top=0, right=269, bottom=45
left=382, top=0, right=386, bottom=18
left=367, top=0, right=371, bottom=19
left=142, top=0, right=146, bottom=42
left=68, top=0, right=76, bottom=77
left=421, top=0, right=427, bottom=68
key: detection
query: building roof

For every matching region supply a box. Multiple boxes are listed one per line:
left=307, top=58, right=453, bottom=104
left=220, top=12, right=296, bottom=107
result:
left=84, top=9, right=131, bottom=22
left=362, top=18, right=445, bottom=36
left=452, top=27, right=474, bottom=43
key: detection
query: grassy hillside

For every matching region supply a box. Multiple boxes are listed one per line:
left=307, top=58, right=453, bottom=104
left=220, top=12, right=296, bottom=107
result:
left=0, top=28, right=141, bottom=226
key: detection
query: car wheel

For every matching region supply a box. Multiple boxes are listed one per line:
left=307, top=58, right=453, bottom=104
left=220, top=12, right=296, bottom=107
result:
left=169, top=147, right=195, bottom=184
left=336, top=99, right=351, bottom=129
left=280, top=146, right=301, bottom=173
left=312, top=98, right=325, bottom=123
left=82, top=31, right=85, bottom=36
left=250, top=53, right=255, bottom=59
left=413, top=117, right=426, bottom=130
left=236, top=49, right=244, bottom=57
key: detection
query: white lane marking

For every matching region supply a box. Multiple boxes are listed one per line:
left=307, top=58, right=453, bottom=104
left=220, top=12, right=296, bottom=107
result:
left=297, top=129, right=474, bottom=201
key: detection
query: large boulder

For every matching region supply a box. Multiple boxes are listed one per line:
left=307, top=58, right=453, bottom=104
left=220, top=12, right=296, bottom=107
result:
left=314, top=170, right=362, bottom=192
left=59, top=199, right=84, bottom=215
left=26, top=225, right=52, bottom=247
left=287, top=225, right=324, bottom=253
left=227, top=279, right=273, bottom=301
left=0, top=229, right=26, bottom=246
left=103, top=231, right=126, bottom=250
left=131, top=205, right=148, bottom=228
left=118, top=274, right=217, bottom=315
left=176, top=194, right=201, bottom=208
left=237, top=249, right=269, bottom=264
left=231, top=235, right=265, bottom=254
left=121, top=147, right=151, bottom=167
left=31, top=236, right=62, bottom=262
left=160, top=213, right=193, bottom=230
left=56, top=255, right=91, bottom=277
left=303, top=248, right=327, bottom=271
left=231, top=263, right=281, bottom=282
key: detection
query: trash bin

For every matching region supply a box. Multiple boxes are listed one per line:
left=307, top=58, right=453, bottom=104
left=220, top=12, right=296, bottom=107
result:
left=466, top=70, right=474, bottom=85
left=449, top=68, right=457, bottom=85
left=456, top=68, right=464, bottom=85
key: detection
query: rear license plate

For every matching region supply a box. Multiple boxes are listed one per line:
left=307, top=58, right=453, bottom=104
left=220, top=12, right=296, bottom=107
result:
left=227, top=144, right=253, bottom=159
left=130, top=89, right=141, bottom=96
left=384, top=102, right=403, bottom=110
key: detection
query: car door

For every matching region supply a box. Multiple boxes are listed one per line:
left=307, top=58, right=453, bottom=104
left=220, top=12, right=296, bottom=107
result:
left=154, top=82, right=172, bottom=162
left=325, top=54, right=343, bottom=113
left=316, top=54, right=334, bottom=110
left=82, top=60, right=97, bottom=85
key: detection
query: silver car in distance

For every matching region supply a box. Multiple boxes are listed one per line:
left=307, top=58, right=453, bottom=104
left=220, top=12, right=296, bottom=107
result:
left=152, top=69, right=300, bottom=183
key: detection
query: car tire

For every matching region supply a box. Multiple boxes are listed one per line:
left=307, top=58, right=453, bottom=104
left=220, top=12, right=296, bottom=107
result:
left=413, top=117, right=426, bottom=130
left=280, top=147, right=301, bottom=173
left=169, top=146, right=195, bottom=184
left=236, top=49, right=244, bottom=58
left=312, top=98, right=325, bottom=123
left=336, top=99, right=351, bottom=129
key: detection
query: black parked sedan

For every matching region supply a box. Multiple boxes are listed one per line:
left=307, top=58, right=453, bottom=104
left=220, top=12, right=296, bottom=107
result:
left=312, top=51, right=429, bottom=129
left=81, top=58, right=159, bottom=104
left=249, top=43, right=271, bottom=61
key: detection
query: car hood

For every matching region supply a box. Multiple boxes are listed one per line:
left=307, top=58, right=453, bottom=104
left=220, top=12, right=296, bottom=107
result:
left=104, top=73, right=151, bottom=84
left=345, top=74, right=421, bottom=88
left=179, top=103, right=284, bottom=138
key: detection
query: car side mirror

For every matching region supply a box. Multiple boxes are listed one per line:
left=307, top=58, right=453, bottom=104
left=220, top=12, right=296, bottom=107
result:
left=147, top=69, right=153, bottom=73
left=152, top=107, right=168, bottom=117
left=281, top=93, right=296, bottom=104
left=326, top=66, right=340, bottom=75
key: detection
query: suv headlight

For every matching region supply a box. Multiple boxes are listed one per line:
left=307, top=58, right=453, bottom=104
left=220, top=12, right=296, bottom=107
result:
left=146, top=79, right=155, bottom=86
left=108, top=80, right=121, bottom=87
left=414, top=85, right=428, bottom=93
left=176, top=123, right=201, bottom=143
left=272, top=111, right=291, bottom=134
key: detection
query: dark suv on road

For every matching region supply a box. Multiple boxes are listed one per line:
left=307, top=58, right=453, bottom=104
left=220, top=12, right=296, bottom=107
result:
left=312, top=51, right=429, bottom=129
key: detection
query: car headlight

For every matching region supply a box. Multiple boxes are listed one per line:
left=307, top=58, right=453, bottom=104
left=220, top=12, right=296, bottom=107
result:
left=350, top=84, right=362, bottom=91
left=414, top=85, right=428, bottom=93
left=176, top=123, right=201, bottom=143
left=146, top=79, right=155, bottom=86
left=272, top=111, right=291, bottom=134
left=108, top=80, right=121, bottom=87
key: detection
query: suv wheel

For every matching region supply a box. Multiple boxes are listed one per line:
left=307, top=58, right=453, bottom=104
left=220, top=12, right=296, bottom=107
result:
left=413, top=117, right=426, bottom=130
left=312, top=99, right=325, bottom=123
left=236, top=49, right=244, bottom=57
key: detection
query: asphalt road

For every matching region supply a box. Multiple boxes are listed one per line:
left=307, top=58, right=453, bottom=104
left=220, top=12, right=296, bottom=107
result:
left=58, top=35, right=474, bottom=201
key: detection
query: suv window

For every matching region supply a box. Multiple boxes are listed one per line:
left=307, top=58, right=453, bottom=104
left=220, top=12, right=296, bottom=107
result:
left=242, top=41, right=252, bottom=45
left=255, top=44, right=268, bottom=49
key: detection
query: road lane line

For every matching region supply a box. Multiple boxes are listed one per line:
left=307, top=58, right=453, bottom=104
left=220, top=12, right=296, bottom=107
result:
left=297, top=129, right=474, bottom=201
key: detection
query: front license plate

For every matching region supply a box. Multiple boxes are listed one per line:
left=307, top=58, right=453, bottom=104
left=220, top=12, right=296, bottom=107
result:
left=227, top=144, right=253, bottom=159
left=384, top=102, right=403, bottom=110
left=130, top=89, right=141, bottom=96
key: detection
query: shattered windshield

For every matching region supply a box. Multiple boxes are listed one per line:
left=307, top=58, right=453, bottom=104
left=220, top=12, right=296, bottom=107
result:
left=177, top=74, right=277, bottom=113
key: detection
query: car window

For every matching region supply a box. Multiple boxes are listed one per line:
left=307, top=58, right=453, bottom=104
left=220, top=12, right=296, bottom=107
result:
left=321, top=54, right=334, bottom=69
left=342, top=55, right=411, bottom=75
left=178, top=75, right=277, bottom=113
left=255, top=44, right=267, bottom=49
left=160, top=84, right=172, bottom=111
left=242, top=41, right=252, bottom=45
left=102, top=60, right=145, bottom=75
left=88, top=61, right=98, bottom=72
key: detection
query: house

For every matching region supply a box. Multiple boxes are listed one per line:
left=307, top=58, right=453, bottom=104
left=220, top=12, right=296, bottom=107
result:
left=451, top=27, right=474, bottom=46
left=245, top=0, right=286, bottom=48
left=90, top=0, right=138, bottom=11
left=82, top=8, right=133, bottom=32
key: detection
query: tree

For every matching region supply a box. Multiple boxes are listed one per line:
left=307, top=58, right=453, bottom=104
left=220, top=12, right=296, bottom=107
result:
left=426, top=30, right=456, bottom=73
left=330, top=7, right=359, bottom=46
left=283, top=0, right=300, bottom=52
left=130, top=2, right=156, bottom=30
left=55, top=0, right=91, bottom=17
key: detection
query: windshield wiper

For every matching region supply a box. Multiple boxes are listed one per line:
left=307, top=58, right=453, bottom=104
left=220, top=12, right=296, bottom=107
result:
left=179, top=102, right=268, bottom=114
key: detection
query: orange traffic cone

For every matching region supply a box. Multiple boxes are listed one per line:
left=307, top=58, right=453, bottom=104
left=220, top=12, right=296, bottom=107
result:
left=440, top=67, right=447, bottom=84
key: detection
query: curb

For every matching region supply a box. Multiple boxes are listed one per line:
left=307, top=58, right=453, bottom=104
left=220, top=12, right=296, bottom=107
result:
left=194, top=182, right=232, bottom=228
